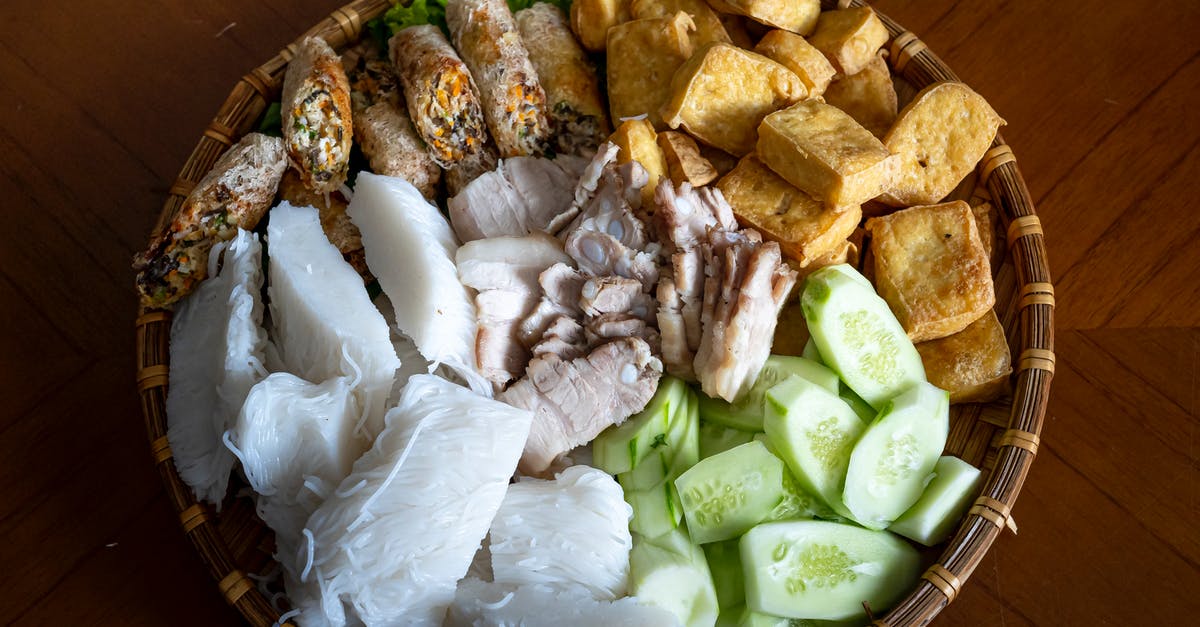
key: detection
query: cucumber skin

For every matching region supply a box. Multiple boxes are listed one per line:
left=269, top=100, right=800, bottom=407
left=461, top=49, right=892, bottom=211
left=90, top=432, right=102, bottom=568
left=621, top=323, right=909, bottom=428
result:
left=842, top=382, right=950, bottom=530
left=630, top=529, right=720, bottom=627
left=595, top=377, right=687, bottom=475
left=675, top=441, right=787, bottom=544
left=740, top=520, right=920, bottom=621
left=888, top=455, right=981, bottom=545
left=763, top=376, right=866, bottom=519
left=700, top=357, right=840, bottom=432
left=700, top=420, right=759, bottom=459
left=801, top=265, right=926, bottom=410
left=620, top=388, right=699, bottom=538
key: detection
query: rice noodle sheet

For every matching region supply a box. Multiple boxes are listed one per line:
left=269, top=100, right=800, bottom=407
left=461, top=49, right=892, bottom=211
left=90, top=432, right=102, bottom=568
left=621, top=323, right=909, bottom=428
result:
left=447, top=578, right=681, bottom=627
left=267, top=202, right=400, bottom=439
left=289, top=374, right=533, bottom=627
left=166, top=228, right=269, bottom=506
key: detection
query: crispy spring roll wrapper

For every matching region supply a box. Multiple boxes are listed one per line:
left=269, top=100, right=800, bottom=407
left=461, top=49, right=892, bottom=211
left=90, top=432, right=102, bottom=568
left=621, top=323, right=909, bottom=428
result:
left=281, top=37, right=354, bottom=195
left=134, top=133, right=287, bottom=308
left=390, top=25, right=491, bottom=168
left=445, top=145, right=500, bottom=197
left=275, top=170, right=372, bottom=280
left=515, top=3, right=609, bottom=155
left=346, top=54, right=442, bottom=199
left=447, top=0, right=551, bottom=158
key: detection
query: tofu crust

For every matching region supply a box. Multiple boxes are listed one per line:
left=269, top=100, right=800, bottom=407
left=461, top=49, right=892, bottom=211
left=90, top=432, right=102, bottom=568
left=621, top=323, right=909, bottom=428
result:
left=754, top=29, right=837, bottom=98
left=607, top=13, right=696, bottom=129
left=807, top=6, right=889, bottom=75
left=823, top=51, right=898, bottom=139
left=866, top=200, right=996, bottom=342
left=705, top=0, right=820, bottom=36
left=916, top=309, right=1012, bottom=403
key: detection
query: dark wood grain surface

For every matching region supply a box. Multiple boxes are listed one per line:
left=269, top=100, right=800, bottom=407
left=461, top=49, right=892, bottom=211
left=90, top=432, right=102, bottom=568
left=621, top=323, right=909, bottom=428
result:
left=1, top=0, right=1196, bottom=624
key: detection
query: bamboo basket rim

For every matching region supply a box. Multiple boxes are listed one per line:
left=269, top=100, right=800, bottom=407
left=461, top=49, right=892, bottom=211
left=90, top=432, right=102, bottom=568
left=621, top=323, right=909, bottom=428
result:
left=134, top=1, right=1054, bottom=625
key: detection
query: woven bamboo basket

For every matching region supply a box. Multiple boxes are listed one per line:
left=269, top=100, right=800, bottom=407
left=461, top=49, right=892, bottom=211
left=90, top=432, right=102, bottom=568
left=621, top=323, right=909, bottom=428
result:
left=135, top=0, right=1054, bottom=624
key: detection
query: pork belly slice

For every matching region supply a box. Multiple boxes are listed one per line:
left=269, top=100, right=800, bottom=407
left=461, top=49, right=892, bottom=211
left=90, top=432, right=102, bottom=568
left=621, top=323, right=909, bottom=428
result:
left=693, top=232, right=797, bottom=402
left=502, top=337, right=663, bottom=475
left=530, top=315, right=588, bottom=361
left=448, top=156, right=582, bottom=243
left=580, top=276, right=655, bottom=321
left=653, top=179, right=738, bottom=251
left=519, top=262, right=587, bottom=349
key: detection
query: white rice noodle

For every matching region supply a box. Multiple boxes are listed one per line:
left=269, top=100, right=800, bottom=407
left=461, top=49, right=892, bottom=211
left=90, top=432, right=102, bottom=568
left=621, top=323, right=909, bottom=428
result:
left=348, top=172, right=490, bottom=397
left=489, top=466, right=633, bottom=600
left=288, top=375, right=533, bottom=627
left=167, top=228, right=269, bottom=507
left=224, top=372, right=362, bottom=560
left=446, top=578, right=681, bottom=627
left=267, top=202, right=400, bottom=439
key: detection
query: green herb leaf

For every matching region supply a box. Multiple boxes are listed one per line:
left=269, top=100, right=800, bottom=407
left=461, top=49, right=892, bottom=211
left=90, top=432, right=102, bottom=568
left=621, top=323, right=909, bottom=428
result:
left=507, top=0, right=573, bottom=13
left=382, top=0, right=450, bottom=38
left=257, top=102, right=282, bottom=137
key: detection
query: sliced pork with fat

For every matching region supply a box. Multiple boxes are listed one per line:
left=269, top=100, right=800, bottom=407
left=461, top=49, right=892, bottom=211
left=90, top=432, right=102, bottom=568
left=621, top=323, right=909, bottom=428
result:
left=448, top=156, right=583, bottom=243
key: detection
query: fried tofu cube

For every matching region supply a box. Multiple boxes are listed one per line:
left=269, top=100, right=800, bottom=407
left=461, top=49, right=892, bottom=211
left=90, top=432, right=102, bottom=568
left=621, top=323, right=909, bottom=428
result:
left=607, top=13, right=695, bottom=128
left=880, top=82, right=1006, bottom=206
left=823, top=52, right=897, bottom=139
left=754, top=29, right=837, bottom=98
left=971, top=201, right=1005, bottom=273
left=807, top=6, right=889, bottom=75
left=718, top=12, right=755, bottom=48
left=658, top=130, right=719, bottom=186
left=718, top=155, right=861, bottom=265
left=916, top=309, right=1012, bottom=403
left=756, top=100, right=894, bottom=209
left=611, top=118, right=670, bottom=209
left=631, top=0, right=729, bottom=46
left=772, top=300, right=812, bottom=355
left=866, top=200, right=996, bottom=342
left=662, top=42, right=807, bottom=156
left=706, top=0, right=820, bottom=36
left=571, top=0, right=632, bottom=52
left=699, top=144, right=738, bottom=177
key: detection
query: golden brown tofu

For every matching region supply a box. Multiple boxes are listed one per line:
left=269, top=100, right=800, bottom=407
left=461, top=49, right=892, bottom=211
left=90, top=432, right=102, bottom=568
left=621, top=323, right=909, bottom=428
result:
left=756, top=100, right=894, bottom=209
left=867, top=201, right=996, bottom=342
left=718, top=155, right=861, bottom=265
left=754, top=29, right=837, bottom=98
left=658, top=130, right=719, bottom=186
left=971, top=201, right=1006, bottom=273
left=785, top=239, right=854, bottom=289
left=880, top=82, right=1006, bottom=206
left=570, top=0, right=632, bottom=52
left=699, top=144, right=739, bottom=177
left=631, top=0, right=729, bottom=46
left=607, top=13, right=695, bottom=129
left=611, top=118, right=670, bottom=209
left=823, top=52, right=897, bottom=139
left=718, top=12, right=755, bottom=48
left=916, top=309, right=1012, bottom=403
left=662, top=42, right=807, bottom=156
left=706, top=0, right=820, bottom=36
left=771, top=300, right=811, bottom=356
left=807, top=7, right=889, bottom=75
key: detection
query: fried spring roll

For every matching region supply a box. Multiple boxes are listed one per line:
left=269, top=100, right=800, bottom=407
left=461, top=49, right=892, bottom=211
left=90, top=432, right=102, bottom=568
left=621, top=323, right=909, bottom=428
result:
left=447, top=0, right=551, bottom=157
left=276, top=170, right=372, bottom=280
left=347, top=55, right=442, bottom=199
left=134, top=133, right=286, bottom=308
left=445, top=145, right=500, bottom=197
left=281, top=37, right=354, bottom=195
left=389, top=25, right=491, bottom=168
left=515, top=3, right=609, bottom=155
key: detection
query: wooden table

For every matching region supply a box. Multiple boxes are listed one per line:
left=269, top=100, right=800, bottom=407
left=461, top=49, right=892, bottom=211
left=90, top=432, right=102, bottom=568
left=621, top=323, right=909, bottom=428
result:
left=1, top=0, right=1195, bottom=624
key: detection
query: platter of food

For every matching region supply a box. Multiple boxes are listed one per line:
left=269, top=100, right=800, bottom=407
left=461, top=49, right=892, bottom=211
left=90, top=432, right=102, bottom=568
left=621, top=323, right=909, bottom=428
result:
left=134, top=0, right=1053, bottom=625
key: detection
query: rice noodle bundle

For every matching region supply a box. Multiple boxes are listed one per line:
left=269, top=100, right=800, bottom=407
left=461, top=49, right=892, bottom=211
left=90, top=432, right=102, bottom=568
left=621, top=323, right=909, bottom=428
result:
left=348, top=172, right=490, bottom=396
left=447, top=578, right=681, bottom=627
left=225, top=372, right=362, bottom=556
left=267, top=202, right=400, bottom=439
left=289, top=374, right=533, bottom=627
left=489, top=465, right=633, bottom=599
left=166, top=228, right=268, bottom=506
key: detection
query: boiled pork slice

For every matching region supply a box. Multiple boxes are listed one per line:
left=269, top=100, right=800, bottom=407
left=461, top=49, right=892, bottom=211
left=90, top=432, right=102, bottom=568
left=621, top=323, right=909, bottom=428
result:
left=518, top=262, right=587, bottom=348
left=448, top=156, right=582, bottom=243
left=502, top=337, right=663, bottom=475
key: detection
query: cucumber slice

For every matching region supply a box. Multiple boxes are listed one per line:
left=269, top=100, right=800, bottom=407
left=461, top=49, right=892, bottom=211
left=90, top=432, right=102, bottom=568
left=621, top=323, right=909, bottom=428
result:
left=704, top=539, right=746, bottom=610
left=631, top=529, right=720, bottom=627
left=700, top=356, right=840, bottom=431
left=801, top=337, right=823, bottom=364
left=676, top=441, right=788, bottom=544
left=842, top=382, right=950, bottom=529
left=838, top=382, right=876, bottom=424
left=801, top=265, right=925, bottom=410
left=595, top=376, right=687, bottom=475
left=740, top=520, right=920, bottom=621
left=626, top=480, right=682, bottom=539
left=701, top=420, right=759, bottom=459
left=619, top=389, right=698, bottom=491
left=889, top=455, right=981, bottom=545
left=768, top=467, right=841, bottom=523
left=763, top=376, right=865, bottom=517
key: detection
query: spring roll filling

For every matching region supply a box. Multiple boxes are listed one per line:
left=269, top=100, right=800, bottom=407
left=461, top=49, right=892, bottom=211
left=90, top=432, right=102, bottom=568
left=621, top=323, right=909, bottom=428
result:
left=291, top=89, right=347, bottom=183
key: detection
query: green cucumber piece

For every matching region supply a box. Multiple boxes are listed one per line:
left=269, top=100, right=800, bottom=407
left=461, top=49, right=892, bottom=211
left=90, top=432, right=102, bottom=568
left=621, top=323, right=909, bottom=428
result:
left=763, top=376, right=865, bottom=517
left=700, top=356, right=840, bottom=431
left=838, top=382, right=876, bottom=424
left=704, top=539, right=746, bottom=610
left=701, top=420, right=759, bottom=459
left=889, top=455, right=981, bottom=545
left=619, top=389, right=698, bottom=491
left=675, top=441, right=788, bottom=544
left=740, top=520, right=920, bottom=621
left=626, top=481, right=682, bottom=539
left=842, top=382, right=950, bottom=530
left=801, top=337, right=823, bottom=364
left=595, top=376, right=687, bottom=475
left=751, top=433, right=841, bottom=522
left=801, top=265, right=926, bottom=410
left=631, top=529, right=720, bottom=627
